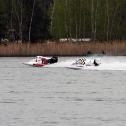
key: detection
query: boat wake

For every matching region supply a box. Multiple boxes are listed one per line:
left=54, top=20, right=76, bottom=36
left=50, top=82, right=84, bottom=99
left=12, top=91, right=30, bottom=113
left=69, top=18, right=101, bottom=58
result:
left=44, top=56, right=126, bottom=70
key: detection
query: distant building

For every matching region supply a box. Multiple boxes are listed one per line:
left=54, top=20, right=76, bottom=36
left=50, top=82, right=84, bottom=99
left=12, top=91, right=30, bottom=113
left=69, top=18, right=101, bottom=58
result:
left=59, top=38, right=91, bottom=42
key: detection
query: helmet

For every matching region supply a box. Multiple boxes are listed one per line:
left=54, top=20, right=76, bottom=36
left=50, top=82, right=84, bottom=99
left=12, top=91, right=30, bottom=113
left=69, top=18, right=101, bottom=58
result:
left=94, top=59, right=101, bottom=66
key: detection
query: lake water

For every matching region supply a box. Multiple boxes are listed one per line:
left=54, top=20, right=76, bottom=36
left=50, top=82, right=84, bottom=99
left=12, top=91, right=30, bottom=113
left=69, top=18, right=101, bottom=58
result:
left=0, top=56, right=126, bottom=126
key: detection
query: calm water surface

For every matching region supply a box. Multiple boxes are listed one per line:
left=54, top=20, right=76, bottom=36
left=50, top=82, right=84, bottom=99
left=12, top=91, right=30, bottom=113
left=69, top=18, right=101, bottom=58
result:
left=0, top=57, right=126, bottom=126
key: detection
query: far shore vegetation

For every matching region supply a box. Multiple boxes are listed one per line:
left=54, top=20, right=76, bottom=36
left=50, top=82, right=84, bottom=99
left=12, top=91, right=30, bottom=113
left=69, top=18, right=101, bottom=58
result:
left=0, top=0, right=126, bottom=56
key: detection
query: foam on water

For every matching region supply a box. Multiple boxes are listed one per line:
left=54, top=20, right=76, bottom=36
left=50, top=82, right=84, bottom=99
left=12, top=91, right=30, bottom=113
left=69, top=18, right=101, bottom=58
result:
left=45, top=56, right=126, bottom=70
left=45, top=59, right=74, bottom=68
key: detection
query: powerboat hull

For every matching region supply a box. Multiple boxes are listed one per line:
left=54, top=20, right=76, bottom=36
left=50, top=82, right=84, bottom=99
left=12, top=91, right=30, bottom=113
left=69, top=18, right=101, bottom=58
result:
left=23, top=56, right=58, bottom=67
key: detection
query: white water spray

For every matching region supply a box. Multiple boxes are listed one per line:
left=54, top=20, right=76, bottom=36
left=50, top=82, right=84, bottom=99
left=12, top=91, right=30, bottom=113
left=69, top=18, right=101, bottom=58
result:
left=45, top=56, right=126, bottom=70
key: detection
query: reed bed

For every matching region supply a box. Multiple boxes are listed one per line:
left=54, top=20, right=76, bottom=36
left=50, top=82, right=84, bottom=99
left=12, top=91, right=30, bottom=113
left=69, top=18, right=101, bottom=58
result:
left=0, top=41, right=126, bottom=56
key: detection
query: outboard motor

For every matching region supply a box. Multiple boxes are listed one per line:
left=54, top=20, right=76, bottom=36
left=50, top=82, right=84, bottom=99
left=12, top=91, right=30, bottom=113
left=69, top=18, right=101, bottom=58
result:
left=93, top=59, right=101, bottom=66
left=48, top=56, right=58, bottom=64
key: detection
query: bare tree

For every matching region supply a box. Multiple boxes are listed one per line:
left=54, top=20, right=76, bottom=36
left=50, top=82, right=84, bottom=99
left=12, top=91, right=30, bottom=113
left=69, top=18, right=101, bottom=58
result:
left=106, top=0, right=109, bottom=42
left=68, top=0, right=72, bottom=39
left=65, top=0, right=72, bottom=40
left=13, top=0, right=23, bottom=42
left=79, top=0, right=82, bottom=40
left=65, top=0, right=68, bottom=39
left=75, top=0, right=78, bottom=40
left=82, top=0, right=86, bottom=39
left=10, top=0, right=13, bottom=30
left=109, top=3, right=120, bottom=40
left=28, top=0, right=36, bottom=42
left=91, top=0, right=95, bottom=41
left=94, top=0, right=99, bottom=41
left=9, top=0, right=15, bottom=41
left=50, top=0, right=56, bottom=33
left=19, top=0, right=23, bottom=42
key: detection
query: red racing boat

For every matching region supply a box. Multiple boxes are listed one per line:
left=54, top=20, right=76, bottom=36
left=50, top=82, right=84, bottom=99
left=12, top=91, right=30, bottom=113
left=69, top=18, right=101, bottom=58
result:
left=23, top=56, right=58, bottom=67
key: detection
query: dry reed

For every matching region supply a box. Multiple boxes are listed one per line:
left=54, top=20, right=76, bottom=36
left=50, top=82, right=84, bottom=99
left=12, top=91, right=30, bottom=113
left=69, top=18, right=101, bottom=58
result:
left=0, top=41, right=126, bottom=56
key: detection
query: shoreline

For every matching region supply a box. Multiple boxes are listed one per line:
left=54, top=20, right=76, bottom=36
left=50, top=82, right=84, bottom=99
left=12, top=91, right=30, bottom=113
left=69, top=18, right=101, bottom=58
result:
left=0, top=41, right=126, bottom=56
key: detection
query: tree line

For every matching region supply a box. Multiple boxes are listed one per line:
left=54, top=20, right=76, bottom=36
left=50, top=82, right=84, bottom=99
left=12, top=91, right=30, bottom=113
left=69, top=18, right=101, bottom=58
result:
left=0, top=0, right=126, bottom=42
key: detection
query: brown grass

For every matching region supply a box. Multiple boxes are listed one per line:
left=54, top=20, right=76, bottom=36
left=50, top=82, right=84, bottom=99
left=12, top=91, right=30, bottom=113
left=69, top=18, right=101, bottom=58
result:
left=0, top=41, right=126, bottom=56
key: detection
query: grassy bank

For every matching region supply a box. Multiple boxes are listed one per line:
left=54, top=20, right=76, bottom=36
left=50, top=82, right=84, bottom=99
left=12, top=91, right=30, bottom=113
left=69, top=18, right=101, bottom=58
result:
left=0, top=41, right=126, bottom=56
